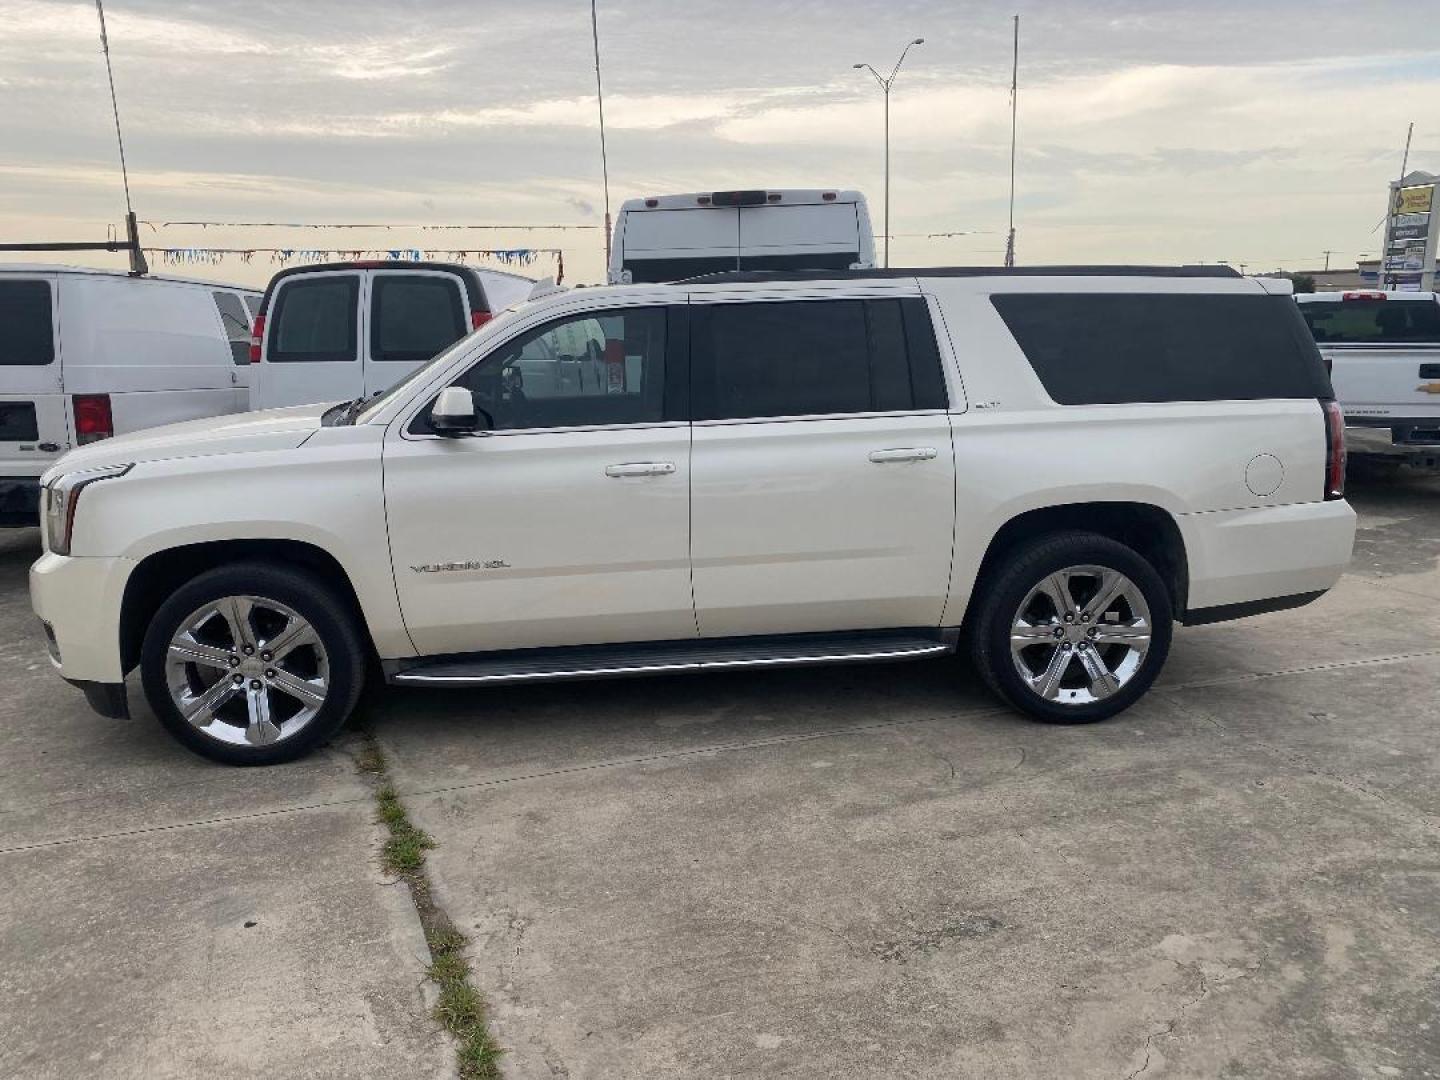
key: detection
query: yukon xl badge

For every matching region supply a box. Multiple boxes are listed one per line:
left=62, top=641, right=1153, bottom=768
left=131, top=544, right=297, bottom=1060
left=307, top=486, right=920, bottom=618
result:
left=411, top=559, right=511, bottom=574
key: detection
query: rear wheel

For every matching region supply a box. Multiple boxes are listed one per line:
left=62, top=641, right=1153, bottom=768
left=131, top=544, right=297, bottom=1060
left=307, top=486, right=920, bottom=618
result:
left=969, top=531, right=1173, bottom=724
left=140, top=562, right=366, bottom=765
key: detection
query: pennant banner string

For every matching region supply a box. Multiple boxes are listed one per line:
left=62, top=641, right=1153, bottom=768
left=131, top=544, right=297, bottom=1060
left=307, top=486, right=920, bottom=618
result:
left=143, top=220, right=601, bottom=232
left=144, top=247, right=564, bottom=275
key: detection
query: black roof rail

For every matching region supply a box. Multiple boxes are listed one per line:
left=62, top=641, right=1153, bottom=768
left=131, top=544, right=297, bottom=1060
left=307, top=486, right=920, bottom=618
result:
left=675, top=265, right=1243, bottom=285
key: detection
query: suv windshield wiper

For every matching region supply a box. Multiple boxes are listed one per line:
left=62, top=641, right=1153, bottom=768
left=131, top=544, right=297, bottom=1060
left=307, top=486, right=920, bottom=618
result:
left=323, top=397, right=367, bottom=427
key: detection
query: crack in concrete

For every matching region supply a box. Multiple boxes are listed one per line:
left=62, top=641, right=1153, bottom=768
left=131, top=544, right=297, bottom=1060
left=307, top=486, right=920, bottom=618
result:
left=1122, top=962, right=1211, bottom=1080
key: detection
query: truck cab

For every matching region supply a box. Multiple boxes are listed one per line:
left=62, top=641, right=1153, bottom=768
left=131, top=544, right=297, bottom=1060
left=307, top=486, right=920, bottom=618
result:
left=1296, top=290, right=1440, bottom=455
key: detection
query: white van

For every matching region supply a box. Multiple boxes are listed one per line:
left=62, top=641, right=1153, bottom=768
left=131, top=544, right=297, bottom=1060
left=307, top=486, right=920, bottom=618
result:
left=0, top=265, right=260, bottom=527
left=1295, top=290, right=1440, bottom=459
left=249, top=261, right=534, bottom=410
left=607, top=189, right=875, bottom=284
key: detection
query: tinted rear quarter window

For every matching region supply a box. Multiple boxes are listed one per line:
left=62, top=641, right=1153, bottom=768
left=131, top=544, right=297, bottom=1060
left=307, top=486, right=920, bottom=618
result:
left=1299, top=298, right=1440, bottom=344
left=992, top=292, right=1332, bottom=405
left=269, top=276, right=359, bottom=363
left=0, top=280, right=55, bottom=366
left=372, top=275, right=467, bottom=363
left=691, top=297, right=946, bottom=420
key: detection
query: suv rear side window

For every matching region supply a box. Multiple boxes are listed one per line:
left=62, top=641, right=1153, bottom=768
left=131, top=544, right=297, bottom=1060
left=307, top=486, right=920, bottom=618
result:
left=992, top=293, right=1332, bottom=405
left=0, top=281, right=55, bottom=366
left=691, top=298, right=947, bottom=420
left=212, top=291, right=253, bottom=365
left=372, top=274, right=467, bottom=363
left=1299, top=299, right=1440, bottom=344
left=269, top=276, right=359, bottom=363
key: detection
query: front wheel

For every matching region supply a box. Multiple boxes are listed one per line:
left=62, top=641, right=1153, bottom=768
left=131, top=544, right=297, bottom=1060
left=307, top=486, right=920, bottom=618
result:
left=969, top=532, right=1173, bottom=724
left=140, top=562, right=367, bottom=765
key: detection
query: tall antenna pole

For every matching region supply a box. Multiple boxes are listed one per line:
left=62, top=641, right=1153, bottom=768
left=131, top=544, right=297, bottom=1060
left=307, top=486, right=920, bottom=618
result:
left=1004, top=14, right=1019, bottom=268
left=590, top=0, right=613, bottom=275
left=94, top=0, right=146, bottom=275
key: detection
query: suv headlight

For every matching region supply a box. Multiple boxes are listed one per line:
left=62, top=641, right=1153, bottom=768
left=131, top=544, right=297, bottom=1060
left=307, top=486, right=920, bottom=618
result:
left=43, top=464, right=132, bottom=556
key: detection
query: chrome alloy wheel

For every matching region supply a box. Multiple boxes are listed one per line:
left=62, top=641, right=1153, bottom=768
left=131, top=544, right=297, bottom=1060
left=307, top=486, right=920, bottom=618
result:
left=1008, top=564, right=1152, bottom=706
left=164, top=595, right=330, bottom=747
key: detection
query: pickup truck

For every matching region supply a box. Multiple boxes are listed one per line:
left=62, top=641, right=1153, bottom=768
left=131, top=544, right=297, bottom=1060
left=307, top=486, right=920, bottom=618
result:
left=1296, top=290, right=1440, bottom=466
left=31, top=265, right=1356, bottom=765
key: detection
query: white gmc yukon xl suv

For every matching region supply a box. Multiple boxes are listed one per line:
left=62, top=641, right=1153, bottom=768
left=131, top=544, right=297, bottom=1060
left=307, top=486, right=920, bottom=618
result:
left=31, top=266, right=1356, bottom=765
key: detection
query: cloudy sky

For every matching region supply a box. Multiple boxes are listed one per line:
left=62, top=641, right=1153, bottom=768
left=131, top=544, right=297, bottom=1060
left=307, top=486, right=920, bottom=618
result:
left=2, top=0, right=1438, bottom=287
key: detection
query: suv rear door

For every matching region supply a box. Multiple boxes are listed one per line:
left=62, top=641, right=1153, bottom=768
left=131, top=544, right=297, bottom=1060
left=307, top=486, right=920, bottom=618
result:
left=258, top=270, right=363, bottom=407
left=686, top=289, right=958, bottom=637
left=0, top=275, right=68, bottom=478
left=365, top=269, right=470, bottom=398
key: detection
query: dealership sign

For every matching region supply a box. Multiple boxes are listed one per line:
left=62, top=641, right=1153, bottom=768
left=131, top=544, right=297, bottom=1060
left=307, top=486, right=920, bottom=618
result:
left=1383, top=176, right=1438, bottom=291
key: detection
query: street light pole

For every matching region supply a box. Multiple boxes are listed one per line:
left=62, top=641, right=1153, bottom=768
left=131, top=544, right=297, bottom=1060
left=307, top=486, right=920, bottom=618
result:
left=854, top=38, right=923, bottom=269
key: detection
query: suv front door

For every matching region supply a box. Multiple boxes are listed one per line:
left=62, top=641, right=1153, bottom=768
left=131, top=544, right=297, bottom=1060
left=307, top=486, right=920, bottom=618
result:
left=687, top=290, right=958, bottom=637
left=383, top=299, right=694, bottom=656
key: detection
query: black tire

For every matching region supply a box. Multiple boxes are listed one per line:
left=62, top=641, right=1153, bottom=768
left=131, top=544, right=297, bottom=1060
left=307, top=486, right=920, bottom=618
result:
left=140, top=562, right=367, bottom=765
left=968, top=531, right=1173, bottom=724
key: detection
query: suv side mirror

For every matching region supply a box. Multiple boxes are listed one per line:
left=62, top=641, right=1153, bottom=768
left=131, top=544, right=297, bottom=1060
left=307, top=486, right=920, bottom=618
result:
left=430, top=386, right=482, bottom=437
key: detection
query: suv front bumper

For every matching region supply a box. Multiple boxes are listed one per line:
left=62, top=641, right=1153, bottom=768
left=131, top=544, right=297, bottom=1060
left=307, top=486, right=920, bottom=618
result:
left=30, top=550, right=135, bottom=686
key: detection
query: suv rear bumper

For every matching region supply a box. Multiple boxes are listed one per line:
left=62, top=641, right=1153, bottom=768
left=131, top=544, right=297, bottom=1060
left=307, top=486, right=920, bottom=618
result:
left=1179, top=498, right=1356, bottom=618
left=0, top=476, right=40, bottom=528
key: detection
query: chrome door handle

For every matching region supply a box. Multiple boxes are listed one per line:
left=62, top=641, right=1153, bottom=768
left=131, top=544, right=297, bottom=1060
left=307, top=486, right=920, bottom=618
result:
left=868, top=447, right=938, bottom=463
left=605, top=462, right=676, bottom=477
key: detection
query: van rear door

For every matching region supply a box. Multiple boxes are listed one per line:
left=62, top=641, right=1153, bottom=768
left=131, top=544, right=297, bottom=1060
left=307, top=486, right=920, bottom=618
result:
left=258, top=271, right=363, bottom=407
left=737, top=203, right=860, bottom=271
left=621, top=207, right=740, bottom=283
left=0, top=275, right=68, bottom=492
left=364, top=269, right=469, bottom=397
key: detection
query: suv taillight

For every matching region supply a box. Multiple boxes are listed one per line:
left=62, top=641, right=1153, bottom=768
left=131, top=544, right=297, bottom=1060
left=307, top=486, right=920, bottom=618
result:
left=73, top=394, right=113, bottom=445
left=470, top=310, right=492, bottom=330
left=249, top=313, right=266, bottom=363
left=1321, top=399, right=1346, bottom=500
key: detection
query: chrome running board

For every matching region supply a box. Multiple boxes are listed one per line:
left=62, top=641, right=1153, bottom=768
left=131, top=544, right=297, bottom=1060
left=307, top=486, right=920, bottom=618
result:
left=388, top=630, right=954, bottom=687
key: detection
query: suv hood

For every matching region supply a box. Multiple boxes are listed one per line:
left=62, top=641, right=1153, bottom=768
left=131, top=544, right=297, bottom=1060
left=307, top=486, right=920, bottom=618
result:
left=44, top=402, right=336, bottom=481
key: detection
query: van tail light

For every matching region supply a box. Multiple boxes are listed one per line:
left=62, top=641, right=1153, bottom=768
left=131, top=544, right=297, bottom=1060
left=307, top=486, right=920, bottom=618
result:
left=249, top=314, right=266, bottom=363
left=73, top=394, right=113, bottom=445
left=1341, top=291, right=1385, bottom=302
left=1321, top=398, right=1346, bottom=500
left=470, top=310, right=492, bottom=330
